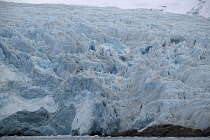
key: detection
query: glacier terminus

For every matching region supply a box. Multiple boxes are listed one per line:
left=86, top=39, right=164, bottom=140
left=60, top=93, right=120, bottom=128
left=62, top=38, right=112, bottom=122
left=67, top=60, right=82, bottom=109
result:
left=0, top=1, right=210, bottom=136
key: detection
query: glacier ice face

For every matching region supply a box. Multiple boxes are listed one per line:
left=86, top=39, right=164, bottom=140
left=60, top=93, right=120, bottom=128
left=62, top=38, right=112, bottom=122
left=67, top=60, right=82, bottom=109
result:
left=0, top=1, right=210, bottom=136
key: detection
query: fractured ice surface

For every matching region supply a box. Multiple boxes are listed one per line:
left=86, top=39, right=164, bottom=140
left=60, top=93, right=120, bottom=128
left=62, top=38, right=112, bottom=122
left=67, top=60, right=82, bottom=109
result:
left=0, top=1, right=210, bottom=136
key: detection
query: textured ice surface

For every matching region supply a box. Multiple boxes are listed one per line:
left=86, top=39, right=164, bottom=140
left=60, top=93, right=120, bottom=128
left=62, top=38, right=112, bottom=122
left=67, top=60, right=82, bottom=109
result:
left=0, top=1, right=210, bottom=136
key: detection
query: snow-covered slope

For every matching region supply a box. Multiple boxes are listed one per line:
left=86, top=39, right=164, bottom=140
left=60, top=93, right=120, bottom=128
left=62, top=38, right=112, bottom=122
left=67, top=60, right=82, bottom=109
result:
left=0, top=1, right=210, bottom=136
left=2, top=0, right=210, bottom=18
left=198, top=0, right=210, bottom=18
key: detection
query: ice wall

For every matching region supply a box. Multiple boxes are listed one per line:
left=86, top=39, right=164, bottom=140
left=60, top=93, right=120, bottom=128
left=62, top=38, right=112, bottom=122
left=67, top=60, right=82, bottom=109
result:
left=0, top=1, right=210, bottom=136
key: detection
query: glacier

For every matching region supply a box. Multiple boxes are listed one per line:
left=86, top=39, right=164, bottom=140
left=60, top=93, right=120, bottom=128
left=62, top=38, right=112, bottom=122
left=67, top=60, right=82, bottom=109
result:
left=2, top=0, right=210, bottom=18
left=0, top=1, right=210, bottom=136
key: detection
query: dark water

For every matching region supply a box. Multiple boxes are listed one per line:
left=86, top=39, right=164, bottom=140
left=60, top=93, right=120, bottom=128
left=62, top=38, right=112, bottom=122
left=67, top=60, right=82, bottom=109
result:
left=1, top=136, right=209, bottom=140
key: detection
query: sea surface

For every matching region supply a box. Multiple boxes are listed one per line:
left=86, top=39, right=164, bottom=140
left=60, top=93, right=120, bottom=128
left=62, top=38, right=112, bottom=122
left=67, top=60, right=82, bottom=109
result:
left=1, top=136, right=210, bottom=140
